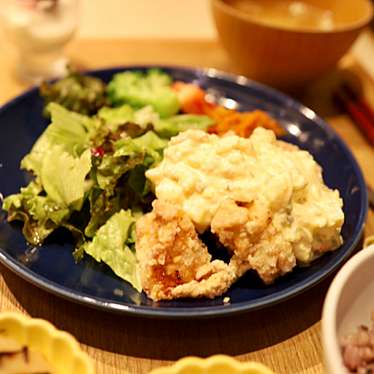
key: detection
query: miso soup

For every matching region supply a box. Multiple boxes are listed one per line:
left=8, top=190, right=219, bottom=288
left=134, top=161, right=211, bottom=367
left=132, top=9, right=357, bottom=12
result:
left=229, top=0, right=336, bottom=30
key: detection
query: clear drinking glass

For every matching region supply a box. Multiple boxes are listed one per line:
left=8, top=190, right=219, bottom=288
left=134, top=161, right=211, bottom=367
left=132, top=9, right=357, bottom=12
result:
left=0, top=0, right=79, bottom=83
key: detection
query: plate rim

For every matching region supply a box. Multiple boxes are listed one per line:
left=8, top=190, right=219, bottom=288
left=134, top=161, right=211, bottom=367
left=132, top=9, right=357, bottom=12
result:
left=0, top=64, right=368, bottom=319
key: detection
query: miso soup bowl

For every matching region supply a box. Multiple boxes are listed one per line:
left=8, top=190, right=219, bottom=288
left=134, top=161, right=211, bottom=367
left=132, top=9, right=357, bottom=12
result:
left=211, top=0, right=373, bottom=88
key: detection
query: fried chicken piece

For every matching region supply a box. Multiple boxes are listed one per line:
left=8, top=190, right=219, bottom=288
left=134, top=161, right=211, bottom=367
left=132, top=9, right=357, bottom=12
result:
left=136, top=200, right=236, bottom=301
left=171, top=260, right=237, bottom=299
left=211, top=199, right=296, bottom=284
left=141, top=129, right=343, bottom=296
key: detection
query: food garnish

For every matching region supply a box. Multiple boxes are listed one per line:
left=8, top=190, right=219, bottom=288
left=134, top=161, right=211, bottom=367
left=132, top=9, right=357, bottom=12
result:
left=173, top=81, right=285, bottom=137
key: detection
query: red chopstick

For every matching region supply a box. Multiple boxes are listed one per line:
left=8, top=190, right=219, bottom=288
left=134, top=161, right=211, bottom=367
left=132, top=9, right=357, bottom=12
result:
left=342, top=83, right=374, bottom=123
left=333, top=84, right=374, bottom=146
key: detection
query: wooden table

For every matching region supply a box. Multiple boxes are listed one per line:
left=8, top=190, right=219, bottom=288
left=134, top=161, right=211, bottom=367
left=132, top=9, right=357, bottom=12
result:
left=1, top=37, right=374, bottom=374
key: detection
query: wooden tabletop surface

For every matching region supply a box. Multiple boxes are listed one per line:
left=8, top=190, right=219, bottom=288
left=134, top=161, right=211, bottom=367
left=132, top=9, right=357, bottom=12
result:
left=0, top=36, right=374, bottom=374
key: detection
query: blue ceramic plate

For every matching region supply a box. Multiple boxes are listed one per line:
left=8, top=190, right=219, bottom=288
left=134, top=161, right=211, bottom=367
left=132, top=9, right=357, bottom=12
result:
left=0, top=66, right=368, bottom=318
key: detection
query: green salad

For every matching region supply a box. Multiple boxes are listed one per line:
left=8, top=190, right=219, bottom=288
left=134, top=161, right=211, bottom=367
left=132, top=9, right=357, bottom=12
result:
left=3, top=69, right=213, bottom=291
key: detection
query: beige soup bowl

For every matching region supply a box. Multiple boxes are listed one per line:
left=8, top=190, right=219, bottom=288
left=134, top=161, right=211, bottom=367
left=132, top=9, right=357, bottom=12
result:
left=211, top=0, right=373, bottom=88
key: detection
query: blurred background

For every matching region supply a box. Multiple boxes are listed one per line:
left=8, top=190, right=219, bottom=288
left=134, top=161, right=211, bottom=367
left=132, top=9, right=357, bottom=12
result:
left=81, top=0, right=374, bottom=85
left=78, top=0, right=215, bottom=39
left=1, top=0, right=373, bottom=83
left=51, top=0, right=374, bottom=78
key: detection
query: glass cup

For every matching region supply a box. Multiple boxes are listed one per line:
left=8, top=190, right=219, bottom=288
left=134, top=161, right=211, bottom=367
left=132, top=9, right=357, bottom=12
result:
left=0, top=0, right=79, bottom=83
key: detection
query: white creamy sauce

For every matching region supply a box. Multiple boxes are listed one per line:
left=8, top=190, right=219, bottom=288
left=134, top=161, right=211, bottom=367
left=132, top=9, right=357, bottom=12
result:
left=146, top=128, right=344, bottom=263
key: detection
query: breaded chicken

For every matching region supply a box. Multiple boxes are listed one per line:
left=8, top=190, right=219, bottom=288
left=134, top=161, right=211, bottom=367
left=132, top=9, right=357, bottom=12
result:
left=136, top=200, right=237, bottom=301
left=211, top=199, right=296, bottom=284
left=140, top=128, right=344, bottom=300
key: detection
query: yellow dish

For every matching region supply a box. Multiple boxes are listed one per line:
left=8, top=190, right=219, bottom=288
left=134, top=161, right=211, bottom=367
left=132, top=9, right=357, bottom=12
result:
left=0, top=312, right=94, bottom=374
left=150, top=355, right=274, bottom=374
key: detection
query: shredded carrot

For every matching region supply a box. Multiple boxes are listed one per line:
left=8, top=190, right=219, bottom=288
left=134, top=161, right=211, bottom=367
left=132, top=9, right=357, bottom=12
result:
left=173, top=81, right=285, bottom=138
left=207, top=108, right=285, bottom=137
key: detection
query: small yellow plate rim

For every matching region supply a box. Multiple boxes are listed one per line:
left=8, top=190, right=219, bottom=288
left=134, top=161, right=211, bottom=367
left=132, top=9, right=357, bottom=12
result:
left=0, top=311, right=94, bottom=374
left=150, top=354, right=274, bottom=374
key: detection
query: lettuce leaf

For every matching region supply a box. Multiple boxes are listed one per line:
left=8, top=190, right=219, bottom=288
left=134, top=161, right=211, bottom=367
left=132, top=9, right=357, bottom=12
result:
left=3, top=145, right=92, bottom=244
left=133, top=105, right=160, bottom=127
left=3, top=181, right=70, bottom=245
left=98, top=104, right=134, bottom=131
left=80, top=210, right=141, bottom=291
left=154, top=114, right=214, bottom=138
left=21, top=103, right=98, bottom=176
left=133, top=131, right=168, bottom=153
left=41, top=146, right=92, bottom=209
left=95, top=138, right=145, bottom=193
left=84, top=188, right=122, bottom=238
left=86, top=131, right=166, bottom=236
left=98, top=104, right=160, bottom=130
left=46, top=102, right=99, bottom=148
left=86, top=137, right=149, bottom=236
left=39, top=72, right=107, bottom=115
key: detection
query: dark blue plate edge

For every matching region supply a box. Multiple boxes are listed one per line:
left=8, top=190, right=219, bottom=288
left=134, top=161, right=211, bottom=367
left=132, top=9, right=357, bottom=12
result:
left=0, top=64, right=368, bottom=319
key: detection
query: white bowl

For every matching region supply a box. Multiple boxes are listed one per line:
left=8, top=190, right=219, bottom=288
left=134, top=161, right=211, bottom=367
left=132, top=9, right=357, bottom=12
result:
left=322, top=242, right=374, bottom=374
